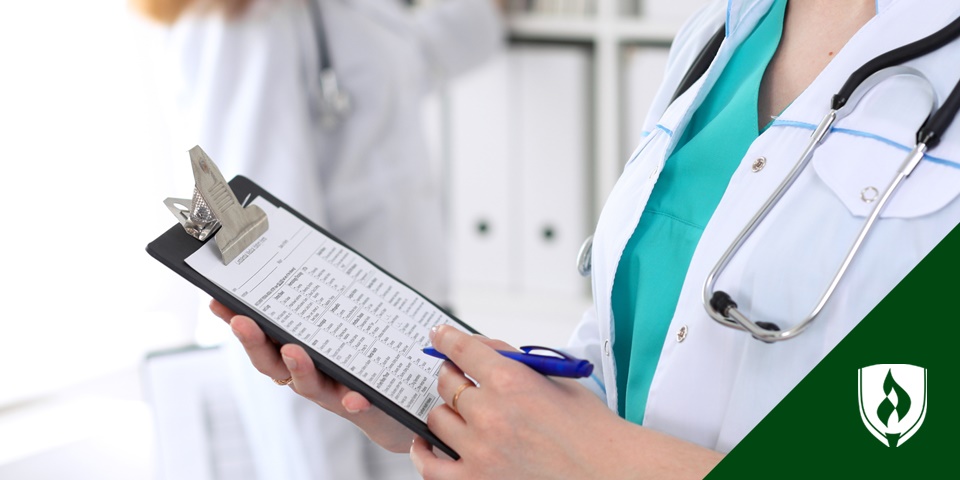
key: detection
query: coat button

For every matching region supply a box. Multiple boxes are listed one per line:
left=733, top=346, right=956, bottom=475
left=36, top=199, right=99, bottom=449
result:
left=676, top=325, right=688, bottom=343
left=751, top=157, right=766, bottom=172
left=860, top=186, right=878, bottom=203
left=603, top=339, right=611, bottom=356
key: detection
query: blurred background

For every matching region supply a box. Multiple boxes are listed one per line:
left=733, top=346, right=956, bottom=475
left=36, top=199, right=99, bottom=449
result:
left=0, top=0, right=704, bottom=478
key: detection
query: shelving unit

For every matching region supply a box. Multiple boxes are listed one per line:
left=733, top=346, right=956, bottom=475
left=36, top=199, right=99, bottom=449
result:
left=504, top=1, right=697, bottom=217
left=438, top=1, right=707, bottom=336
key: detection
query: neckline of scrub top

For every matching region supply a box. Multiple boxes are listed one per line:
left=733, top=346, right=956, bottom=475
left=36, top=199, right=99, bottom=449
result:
left=611, top=0, right=788, bottom=424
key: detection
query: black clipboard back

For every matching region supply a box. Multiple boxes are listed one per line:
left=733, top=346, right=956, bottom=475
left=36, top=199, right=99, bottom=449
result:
left=147, top=174, right=474, bottom=459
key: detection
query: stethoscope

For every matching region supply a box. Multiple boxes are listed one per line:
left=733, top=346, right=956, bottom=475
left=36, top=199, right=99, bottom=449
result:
left=307, top=0, right=351, bottom=127
left=577, top=14, right=960, bottom=342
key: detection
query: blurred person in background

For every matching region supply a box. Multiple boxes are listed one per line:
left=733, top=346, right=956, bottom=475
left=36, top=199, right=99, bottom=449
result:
left=132, top=0, right=504, bottom=478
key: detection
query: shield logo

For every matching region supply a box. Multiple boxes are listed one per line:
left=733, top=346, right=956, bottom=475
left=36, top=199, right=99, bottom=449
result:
left=858, top=364, right=927, bottom=447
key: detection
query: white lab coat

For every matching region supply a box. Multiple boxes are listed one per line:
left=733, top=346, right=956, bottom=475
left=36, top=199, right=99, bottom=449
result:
left=164, top=0, right=502, bottom=304
left=156, top=0, right=503, bottom=478
left=568, top=0, right=960, bottom=454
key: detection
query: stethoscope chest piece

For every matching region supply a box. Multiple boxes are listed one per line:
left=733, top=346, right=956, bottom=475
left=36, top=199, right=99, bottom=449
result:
left=307, top=0, right=351, bottom=128
left=576, top=235, right=593, bottom=277
left=314, top=69, right=351, bottom=128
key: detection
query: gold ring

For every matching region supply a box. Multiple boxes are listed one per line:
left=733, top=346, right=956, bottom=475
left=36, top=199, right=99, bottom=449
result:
left=273, top=376, right=293, bottom=386
left=451, top=381, right=474, bottom=414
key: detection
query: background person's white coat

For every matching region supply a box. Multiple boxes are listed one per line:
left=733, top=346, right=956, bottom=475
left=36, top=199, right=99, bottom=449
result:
left=155, top=0, right=504, bottom=478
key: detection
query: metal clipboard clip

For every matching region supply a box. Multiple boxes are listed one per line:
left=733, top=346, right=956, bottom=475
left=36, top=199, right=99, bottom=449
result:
left=164, top=146, right=268, bottom=265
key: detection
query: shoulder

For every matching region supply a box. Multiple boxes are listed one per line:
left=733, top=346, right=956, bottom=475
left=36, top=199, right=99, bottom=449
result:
left=166, top=0, right=302, bottom=51
left=666, top=0, right=728, bottom=75
left=637, top=0, right=727, bottom=131
left=164, top=0, right=306, bottom=83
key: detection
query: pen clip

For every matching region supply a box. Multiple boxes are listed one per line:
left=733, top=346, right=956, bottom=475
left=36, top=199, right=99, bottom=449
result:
left=518, top=345, right=578, bottom=360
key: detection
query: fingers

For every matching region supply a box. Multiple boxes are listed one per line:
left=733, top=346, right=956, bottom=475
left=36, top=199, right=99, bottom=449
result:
left=278, top=343, right=344, bottom=411
left=474, top=336, right=518, bottom=352
left=341, top=390, right=373, bottom=414
left=230, top=315, right=290, bottom=383
left=411, top=436, right=459, bottom=480
left=426, top=402, right=470, bottom=452
left=425, top=362, right=475, bottom=460
left=229, top=315, right=371, bottom=414
left=430, top=325, right=517, bottom=385
left=436, top=362, right=477, bottom=417
left=209, top=299, right=236, bottom=323
left=223, top=310, right=417, bottom=453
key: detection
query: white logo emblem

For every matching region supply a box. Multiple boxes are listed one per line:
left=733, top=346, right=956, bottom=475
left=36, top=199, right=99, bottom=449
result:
left=858, top=364, right=927, bottom=447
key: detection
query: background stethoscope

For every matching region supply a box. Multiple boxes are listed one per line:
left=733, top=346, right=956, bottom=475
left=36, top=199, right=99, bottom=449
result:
left=307, top=0, right=351, bottom=127
left=577, top=14, right=960, bottom=342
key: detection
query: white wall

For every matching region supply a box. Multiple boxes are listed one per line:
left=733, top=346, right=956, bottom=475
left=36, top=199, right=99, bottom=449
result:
left=0, top=0, right=689, bottom=477
left=0, top=4, right=198, bottom=476
left=0, top=0, right=199, bottom=407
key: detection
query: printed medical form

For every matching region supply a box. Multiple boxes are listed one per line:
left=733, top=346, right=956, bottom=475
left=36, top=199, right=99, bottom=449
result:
left=186, top=197, right=463, bottom=421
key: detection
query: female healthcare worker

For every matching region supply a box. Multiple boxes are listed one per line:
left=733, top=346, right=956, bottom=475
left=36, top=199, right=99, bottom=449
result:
left=213, top=0, right=960, bottom=477
left=137, top=0, right=504, bottom=478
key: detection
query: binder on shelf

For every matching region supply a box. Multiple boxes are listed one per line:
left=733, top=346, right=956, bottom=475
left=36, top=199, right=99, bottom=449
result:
left=640, top=0, right=710, bottom=22
left=514, top=45, right=591, bottom=296
left=447, top=46, right=591, bottom=297
left=448, top=55, right=516, bottom=292
left=623, top=45, right=671, bottom=160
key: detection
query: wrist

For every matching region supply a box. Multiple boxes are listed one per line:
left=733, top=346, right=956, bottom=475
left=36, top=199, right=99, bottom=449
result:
left=601, top=416, right=725, bottom=479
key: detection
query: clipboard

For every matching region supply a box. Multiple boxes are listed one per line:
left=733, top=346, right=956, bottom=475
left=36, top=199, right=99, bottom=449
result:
left=146, top=147, right=475, bottom=459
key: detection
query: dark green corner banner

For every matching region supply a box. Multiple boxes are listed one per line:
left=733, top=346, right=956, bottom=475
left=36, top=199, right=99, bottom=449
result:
left=708, top=222, right=960, bottom=478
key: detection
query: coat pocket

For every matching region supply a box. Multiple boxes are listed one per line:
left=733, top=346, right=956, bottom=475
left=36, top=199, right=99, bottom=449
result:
left=811, top=73, right=960, bottom=219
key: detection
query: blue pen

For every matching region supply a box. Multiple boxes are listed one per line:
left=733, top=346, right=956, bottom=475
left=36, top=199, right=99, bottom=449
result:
left=421, top=345, right=594, bottom=378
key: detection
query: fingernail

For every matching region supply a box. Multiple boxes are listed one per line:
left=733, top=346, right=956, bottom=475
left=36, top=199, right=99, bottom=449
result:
left=344, top=404, right=360, bottom=414
left=282, top=353, right=297, bottom=371
left=430, top=324, right=443, bottom=341
left=410, top=440, right=424, bottom=473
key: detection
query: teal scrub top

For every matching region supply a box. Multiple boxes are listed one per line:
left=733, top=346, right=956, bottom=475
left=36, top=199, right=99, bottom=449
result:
left=612, top=0, right=788, bottom=423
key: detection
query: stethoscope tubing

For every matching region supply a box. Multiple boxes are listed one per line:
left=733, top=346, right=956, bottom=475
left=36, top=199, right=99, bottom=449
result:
left=577, top=12, right=960, bottom=342
left=701, top=111, right=834, bottom=340
left=700, top=9, right=960, bottom=342
left=702, top=63, right=955, bottom=341
left=835, top=14, right=960, bottom=147
left=702, top=66, right=938, bottom=342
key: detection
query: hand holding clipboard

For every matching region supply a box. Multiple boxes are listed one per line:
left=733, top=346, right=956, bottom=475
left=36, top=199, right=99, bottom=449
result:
left=147, top=147, right=594, bottom=461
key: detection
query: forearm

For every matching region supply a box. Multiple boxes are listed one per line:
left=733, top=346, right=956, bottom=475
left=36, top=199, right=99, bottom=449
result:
left=601, top=419, right=725, bottom=479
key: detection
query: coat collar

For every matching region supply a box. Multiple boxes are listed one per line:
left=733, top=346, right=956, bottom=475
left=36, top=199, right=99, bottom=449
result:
left=724, top=0, right=902, bottom=37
